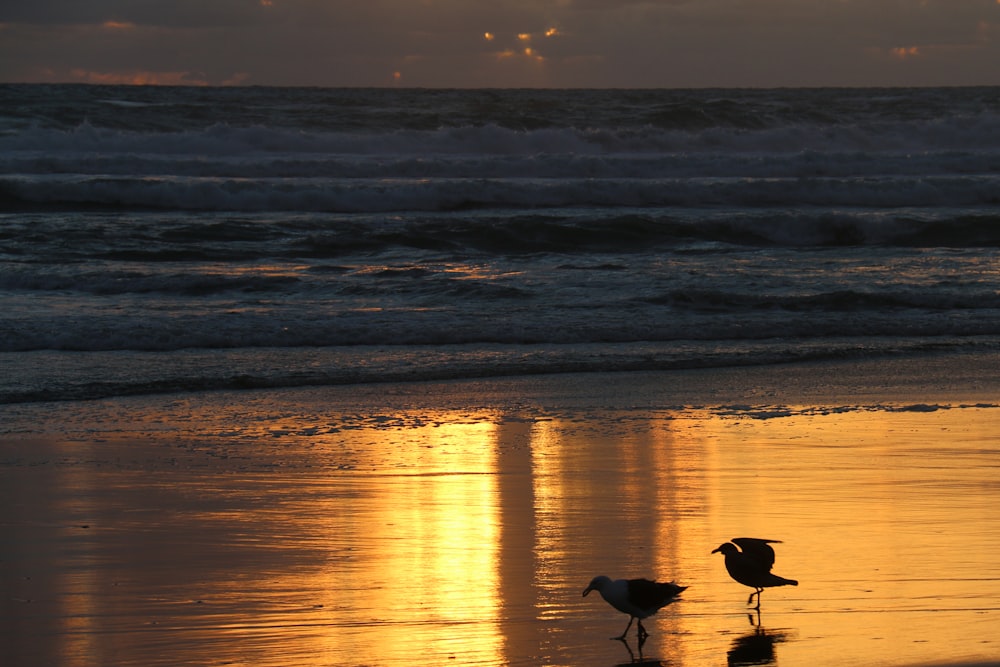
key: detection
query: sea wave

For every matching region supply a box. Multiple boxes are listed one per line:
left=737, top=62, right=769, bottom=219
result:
left=3, top=85, right=999, bottom=405
left=2, top=210, right=999, bottom=265
left=3, top=173, right=999, bottom=214
left=3, top=143, right=999, bottom=181
left=2, top=288, right=998, bottom=354
left=2, top=336, right=997, bottom=404
left=3, top=112, right=1000, bottom=159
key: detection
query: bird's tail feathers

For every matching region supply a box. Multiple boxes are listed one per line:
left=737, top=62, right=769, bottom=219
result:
left=763, top=573, right=798, bottom=587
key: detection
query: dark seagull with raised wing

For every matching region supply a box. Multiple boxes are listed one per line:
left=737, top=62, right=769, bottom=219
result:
left=583, top=575, right=687, bottom=640
left=712, top=537, right=798, bottom=608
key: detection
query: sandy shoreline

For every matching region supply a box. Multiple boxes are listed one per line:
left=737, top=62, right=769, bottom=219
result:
left=4, top=349, right=1000, bottom=438
left=2, top=350, right=999, bottom=666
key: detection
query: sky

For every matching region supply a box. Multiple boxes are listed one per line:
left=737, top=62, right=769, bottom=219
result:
left=1, top=0, right=999, bottom=88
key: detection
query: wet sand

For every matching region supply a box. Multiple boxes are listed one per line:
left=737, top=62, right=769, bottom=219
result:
left=2, top=352, right=1000, bottom=666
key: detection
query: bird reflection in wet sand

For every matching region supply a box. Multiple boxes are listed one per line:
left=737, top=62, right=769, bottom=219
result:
left=727, top=614, right=788, bottom=666
left=583, top=575, right=687, bottom=641
left=712, top=538, right=798, bottom=609
left=613, top=635, right=667, bottom=666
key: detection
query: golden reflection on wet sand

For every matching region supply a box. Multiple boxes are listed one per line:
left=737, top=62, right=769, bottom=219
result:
left=324, top=420, right=504, bottom=664
left=2, top=385, right=1000, bottom=666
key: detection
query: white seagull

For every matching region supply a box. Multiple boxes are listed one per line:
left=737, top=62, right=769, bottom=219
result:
left=583, top=575, right=687, bottom=640
left=712, top=537, right=798, bottom=608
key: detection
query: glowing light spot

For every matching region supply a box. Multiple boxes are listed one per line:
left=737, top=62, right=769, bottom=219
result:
left=545, top=28, right=559, bottom=37
left=517, top=33, right=531, bottom=42
left=393, top=71, right=402, bottom=81
left=484, top=32, right=494, bottom=41
left=891, top=46, right=920, bottom=59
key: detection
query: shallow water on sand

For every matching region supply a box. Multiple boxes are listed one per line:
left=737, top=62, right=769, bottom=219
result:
left=2, top=374, right=1000, bottom=666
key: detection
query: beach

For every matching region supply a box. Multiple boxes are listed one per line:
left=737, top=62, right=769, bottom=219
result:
left=3, top=352, right=999, bottom=667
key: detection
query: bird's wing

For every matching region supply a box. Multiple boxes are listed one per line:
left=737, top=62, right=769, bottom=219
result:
left=732, top=537, right=781, bottom=571
left=626, top=578, right=682, bottom=610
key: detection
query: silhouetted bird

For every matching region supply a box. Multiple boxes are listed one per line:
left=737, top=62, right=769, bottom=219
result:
left=712, top=538, right=798, bottom=608
left=583, top=576, right=687, bottom=640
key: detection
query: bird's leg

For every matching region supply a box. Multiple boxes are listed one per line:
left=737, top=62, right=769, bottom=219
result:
left=751, top=587, right=763, bottom=610
left=613, top=616, right=634, bottom=641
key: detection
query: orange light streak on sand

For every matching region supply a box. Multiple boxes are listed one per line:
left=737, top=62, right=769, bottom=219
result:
left=668, top=406, right=1000, bottom=663
left=526, top=404, right=1000, bottom=664
left=320, top=420, right=504, bottom=664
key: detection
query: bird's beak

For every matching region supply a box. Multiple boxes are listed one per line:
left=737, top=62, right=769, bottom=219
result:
left=711, top=546, right=721, bottom=553
left=582, top=586, right=593, bottom=597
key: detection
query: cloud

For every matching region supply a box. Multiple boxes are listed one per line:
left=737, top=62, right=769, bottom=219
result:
left=0, top=0, right=268, bottom=28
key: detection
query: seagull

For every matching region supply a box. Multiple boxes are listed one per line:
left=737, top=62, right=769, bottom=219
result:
left=583, top=575, right=687, bottom=640
left=712, top=537, right=798, bottom=608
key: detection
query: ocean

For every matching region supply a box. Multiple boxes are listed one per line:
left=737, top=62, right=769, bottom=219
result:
left=1, top=84, right=999, bottom=404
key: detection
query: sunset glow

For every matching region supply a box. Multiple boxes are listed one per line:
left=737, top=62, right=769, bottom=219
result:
left=1, top=0, right=997, bottom=86
left=68, top=69, right=208, bottom=86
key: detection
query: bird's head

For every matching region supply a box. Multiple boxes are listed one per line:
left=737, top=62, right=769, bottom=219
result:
left=582, top=575, right=609, bottom=597
left=712, top=542, right=738, bottom=555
